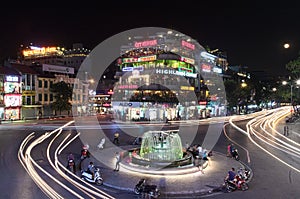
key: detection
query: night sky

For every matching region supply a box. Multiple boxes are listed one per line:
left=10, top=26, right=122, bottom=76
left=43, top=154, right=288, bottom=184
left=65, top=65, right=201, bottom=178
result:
left=1, top=1, right=300, bottom=76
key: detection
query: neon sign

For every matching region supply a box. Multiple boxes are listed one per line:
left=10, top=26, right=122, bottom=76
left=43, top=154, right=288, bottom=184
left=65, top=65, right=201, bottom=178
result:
left=180, top=56, right=195, bottom=65
left=116, top=85, right=139, bottom=89
left=181, top=40, right=195, bottom=50
left=6, top=76, right=19, bottom=82
left=122, top=55, right=156, bottom=63
left=201, top=64, right=211, bottom=72
left=122, top=66, right=144, bottom=72
left=23, top=46, right=63, bottom=57
left=134, top=39, right=157, bottom=48
left=155, top=69, right=197, bottom=78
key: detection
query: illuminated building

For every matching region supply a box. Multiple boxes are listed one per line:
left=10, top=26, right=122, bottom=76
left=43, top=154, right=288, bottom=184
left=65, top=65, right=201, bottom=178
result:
left=0, top=66, right=22, bottom=120
left=111, top=31, right=228, bottom=121
left=19, top=43, right=90, bottom=72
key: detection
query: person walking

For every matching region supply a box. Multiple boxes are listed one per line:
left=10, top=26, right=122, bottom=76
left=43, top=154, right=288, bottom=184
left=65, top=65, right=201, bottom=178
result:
left=113, top=131, right=120, bottom=145
left=114, top=152, right=121, bottom=171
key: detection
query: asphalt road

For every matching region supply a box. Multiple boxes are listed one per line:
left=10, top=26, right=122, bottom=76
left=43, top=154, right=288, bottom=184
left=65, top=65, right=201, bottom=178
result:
left=1, top=113, right=300, bottom=199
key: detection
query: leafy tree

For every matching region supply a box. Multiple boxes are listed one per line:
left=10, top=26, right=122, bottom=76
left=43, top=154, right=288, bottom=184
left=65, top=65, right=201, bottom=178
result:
left=286, top=53, right=300, bottom=80
left=51, top=81, right=72, bottom=115
left=224, top=79, right=239, bottom=111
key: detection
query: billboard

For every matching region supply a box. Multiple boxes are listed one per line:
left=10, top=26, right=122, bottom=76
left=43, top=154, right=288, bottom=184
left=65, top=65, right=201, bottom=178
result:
left=42, top=64, right=74, bottom=74
left=4, top=94, right=22, bottom=107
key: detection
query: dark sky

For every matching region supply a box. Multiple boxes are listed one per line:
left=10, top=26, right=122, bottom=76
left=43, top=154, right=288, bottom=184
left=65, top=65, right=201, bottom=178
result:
left=1, top=1, right=300, bottom=76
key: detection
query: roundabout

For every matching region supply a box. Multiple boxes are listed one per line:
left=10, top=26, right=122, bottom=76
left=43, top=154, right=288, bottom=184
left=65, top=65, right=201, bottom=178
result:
left=118, top=130, right=209, bottom=175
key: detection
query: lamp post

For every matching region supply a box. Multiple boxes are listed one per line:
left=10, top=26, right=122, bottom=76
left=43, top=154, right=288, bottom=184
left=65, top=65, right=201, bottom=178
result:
left=282, top=78, right=300, bottom=114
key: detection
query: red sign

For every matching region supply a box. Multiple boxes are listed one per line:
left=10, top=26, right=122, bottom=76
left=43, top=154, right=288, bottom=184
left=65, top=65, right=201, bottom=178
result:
left=199, top=101, right=207, bottom=105
left=181, top=40, right=195, bottom=50
left=134, top=39, right=157, bottom=48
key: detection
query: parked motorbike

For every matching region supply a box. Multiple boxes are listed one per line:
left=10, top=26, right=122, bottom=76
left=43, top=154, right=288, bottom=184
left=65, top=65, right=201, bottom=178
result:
left=134, top=179, right=160, bottom=198
left=81, top=168, right=103, bottom=185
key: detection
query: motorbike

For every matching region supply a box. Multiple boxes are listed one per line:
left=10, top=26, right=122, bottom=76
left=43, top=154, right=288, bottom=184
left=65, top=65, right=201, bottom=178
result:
left=81, top=168, right=103, bottom=185
left=231, top=148, right=239, bottom=161
left=237, top=167, right=251, bottom=181
left=66, top=159, right=76, bottom=174
left=223, top=176, right=249, bottom=192
left=134, top=179, right=160, bottom=198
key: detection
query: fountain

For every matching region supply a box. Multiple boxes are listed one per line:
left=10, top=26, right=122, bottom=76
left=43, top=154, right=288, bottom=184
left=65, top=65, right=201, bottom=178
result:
left=121, top=130, right=198, bottom=174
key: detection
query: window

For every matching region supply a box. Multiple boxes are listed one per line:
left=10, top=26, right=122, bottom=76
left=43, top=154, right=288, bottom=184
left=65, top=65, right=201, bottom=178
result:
left=44, top=94, right=48, bottom=101
left=38, top=80, right=42, bottom=88
left=38, top=94, right=42, bottom=101
left=50, top=94, right=53, bottom=101
left=44, top=81, right=48, bottom=88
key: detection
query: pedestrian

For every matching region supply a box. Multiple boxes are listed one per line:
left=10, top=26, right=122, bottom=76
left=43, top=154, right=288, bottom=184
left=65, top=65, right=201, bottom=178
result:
left=97, top=137, right=105, bottom=149
left=227, top=144, right=232, bottom=157
left=113, top=131, right=120, bottom=145
left=284, top=126, right=287, bottom=136
left=286, top=126, right=289, bottom=136
left=114, top=152, right=121, bottom=171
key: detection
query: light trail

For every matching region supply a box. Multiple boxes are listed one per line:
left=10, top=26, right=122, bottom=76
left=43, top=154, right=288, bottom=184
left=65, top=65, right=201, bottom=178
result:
left=18, top=120, right=115, bottom=199
left=229, top=107, right=300, bottom=173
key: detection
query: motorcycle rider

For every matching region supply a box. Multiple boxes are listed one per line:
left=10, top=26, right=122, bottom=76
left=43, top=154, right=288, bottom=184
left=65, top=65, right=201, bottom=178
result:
left=87, top=161, right=95, bottom=179
left=66, top=152, right=76, bottom=173
left=225, top=167, right=237, bottom=182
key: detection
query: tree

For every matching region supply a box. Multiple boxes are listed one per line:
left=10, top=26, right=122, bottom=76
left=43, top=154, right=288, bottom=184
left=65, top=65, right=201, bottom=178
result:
left=286, top=53, right=300, bottom=80
left=51, top=81, right=72, bottom=115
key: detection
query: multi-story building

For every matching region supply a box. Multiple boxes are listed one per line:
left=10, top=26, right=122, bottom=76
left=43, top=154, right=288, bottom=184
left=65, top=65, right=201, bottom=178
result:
left=111, top=30, right=228, bottom=121
left=0, top=66, right=22, bottom=120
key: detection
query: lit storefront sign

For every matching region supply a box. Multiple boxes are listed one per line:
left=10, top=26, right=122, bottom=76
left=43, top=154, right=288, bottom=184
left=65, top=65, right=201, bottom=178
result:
left=155, top=68, right=197, bottom=78
left=112, top=101, right=141, bottom=108
left=116, top=85, right=139, bottom=89
left=181, top=40, right=195, bottom=50
left=4, top=82, right=20, bottom=93
left=122, top=66, right=144, bottom=72
left=180, top=56, right=195, bottom=65
left=22, top=91, right=36, bottom=96
left=42, top=64, right=74, bottom=74
left=4, top=94, right=22, bottom=107
left=201, top=64, right=211, bottom=72
left=200, top=52, right=217, bottom=61
left=134, top=39, right=157, bottom=48
left=5, top=108, right=20, bottom=120
left=180, top=86, right=195, bottom=91
left=122, top=55, right=157, bottom=63
left=6, top=76, right=19, bottom=82
left=213, top=67, right=222, bottom=74
left=23, top=46, right=63, bottom=57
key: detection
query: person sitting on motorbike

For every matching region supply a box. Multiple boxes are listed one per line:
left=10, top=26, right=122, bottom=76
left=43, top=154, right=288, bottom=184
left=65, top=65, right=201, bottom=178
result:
left=81, top=146, right=91, bottom=161
left=225, top=167, right=237, bottom=183
left=87, top=161, right=95, bottom=179
left=235, top=173, right=243, bottom=188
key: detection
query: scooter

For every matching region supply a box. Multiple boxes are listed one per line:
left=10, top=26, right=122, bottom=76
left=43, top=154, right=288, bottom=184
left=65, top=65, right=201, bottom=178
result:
left=223, top=176, right=249, bottom=193
left=134, top=179, right=160, bottom=198
left=81, top=168, right=103, bottom=185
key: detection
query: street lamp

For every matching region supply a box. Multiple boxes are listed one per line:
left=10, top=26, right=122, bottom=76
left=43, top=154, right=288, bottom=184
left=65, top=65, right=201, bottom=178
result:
left=282, top=78, right=300, bottom=113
